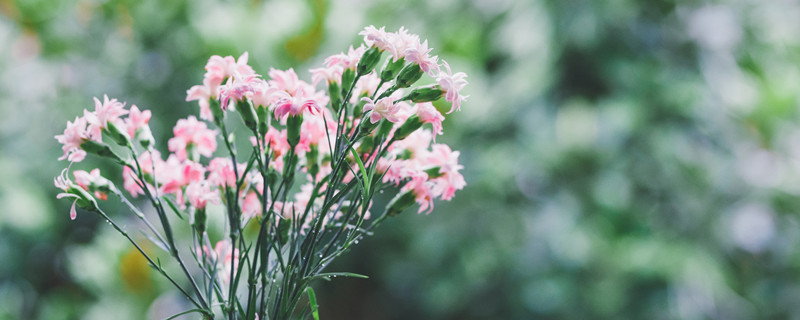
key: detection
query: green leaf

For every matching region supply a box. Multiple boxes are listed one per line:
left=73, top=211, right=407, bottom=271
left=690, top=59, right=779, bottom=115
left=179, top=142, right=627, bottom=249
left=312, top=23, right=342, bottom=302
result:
left=307, top=272, right=369, bottom=281
left=163, top=197, right=185, bottom=220
left=349, top=146, right=370, bottom=198
left=306, top=287, right=320, bottom=320
left=165, top=308, right=209, bottom=320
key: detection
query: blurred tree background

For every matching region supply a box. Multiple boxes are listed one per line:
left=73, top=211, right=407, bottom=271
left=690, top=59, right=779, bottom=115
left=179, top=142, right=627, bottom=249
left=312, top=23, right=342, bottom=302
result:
left=2, top=0, right=800, bottom=319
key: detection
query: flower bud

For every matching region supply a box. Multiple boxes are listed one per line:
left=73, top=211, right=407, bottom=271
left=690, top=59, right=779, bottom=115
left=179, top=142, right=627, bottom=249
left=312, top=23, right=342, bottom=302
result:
left=286, top=114, right=303, bottom=148
left=380, top=58, right=405, bottom=82
left=341, top=69, right=356, bottom=96
left=386, top=190, right=415, bottom=216
left=396, top=64, right=423, bottom=88
left=373, top=117, right=394, bottom=144
left=328, top=81, right=343, bottom=112
left=210, top=99, right=225, bottom=127
left=392, top=115, right=422, bottom=141
left=357, top=46, right=382, bottom=76
left=257, top=105, right=270, bottom=136
left=307, top=145, right=320, bottom=179
left=405, top=86, right=444, bottom=103
left=193, top=207, right=207, bottom=234
left=236, top=100, right=259, bottom=133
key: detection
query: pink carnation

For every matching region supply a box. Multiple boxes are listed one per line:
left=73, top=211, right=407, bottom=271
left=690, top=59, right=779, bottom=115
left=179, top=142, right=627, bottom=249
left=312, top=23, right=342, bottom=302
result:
left=436, top=61, right=468, bottom=114
left=124, top=105, right=152, bottom=139
left=359, top=25, right=392, bottom=52
left=361, top=96, right=401, bottom=123
left=272, top=90, right=322, bottom=119
left=168, top=116, right=218, bottom=161
left=123, top=150, right=161, bottom=197
left=187, top=52, right=255, bottom=120
left=86, top=95, right=128, bottom=137
left=416, top=102, right=445, bottom=138
left=186, top=181, right=219, bottom=210
left=207, top=157, right=241, bottom=188
left=268, top=68, right=303, bottom=97
left=324, top=45, right=366, bottom=71
left=310, top=65, right=343, bottom=86
left=404, top=40, right=439, bottom=76
left=55, top=115, right=96, bottom=162
left=424, top=144, right=466, bottom=201
left=402, top=173, right=434, bottom=214
left=241, top=191, right=262, bottom=220
left=389, top=27, right=421, bottom=62
left=73, top=168, right=109, bottom=201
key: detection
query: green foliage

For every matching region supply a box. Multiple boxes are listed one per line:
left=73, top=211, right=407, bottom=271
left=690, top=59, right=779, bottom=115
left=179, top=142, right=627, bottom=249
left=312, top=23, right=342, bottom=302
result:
left=4, top=0, right=800, bottom=319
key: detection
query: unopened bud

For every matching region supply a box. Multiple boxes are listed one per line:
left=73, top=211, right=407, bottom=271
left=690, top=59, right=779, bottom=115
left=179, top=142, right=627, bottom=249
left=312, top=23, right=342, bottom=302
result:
left=210, top=99, right=225, bottom=127
left=392, top=115, right=422, bottom=141
left=396, top=64, right=423, bottom=88
left=386, top=190, right=415, bottom=216
left=193, top=207, right=207, bottom=234
left=286, top=114, right=303, bottom=148
left=328, top=81, right=342, bottom=112
left=257, top=105, right=270, bottom=135
left=236, top=100, right=259, bottom=133
left=341, top=69, right=356, bottom=96
left=405, top=86, right=444, bottom=103
left=380, top=58, right=405, bottom=82
left=357, top=47, right=382, bottom=76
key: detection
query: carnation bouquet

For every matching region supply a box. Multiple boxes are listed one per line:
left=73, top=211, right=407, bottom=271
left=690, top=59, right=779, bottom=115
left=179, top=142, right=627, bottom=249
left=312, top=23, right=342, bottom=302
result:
left=54, top=26, right=467, bottom=319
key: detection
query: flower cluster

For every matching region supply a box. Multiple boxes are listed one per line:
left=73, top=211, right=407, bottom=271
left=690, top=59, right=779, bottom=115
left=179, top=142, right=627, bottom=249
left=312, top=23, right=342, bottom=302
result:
left=54, top=26, right=468, bottom=319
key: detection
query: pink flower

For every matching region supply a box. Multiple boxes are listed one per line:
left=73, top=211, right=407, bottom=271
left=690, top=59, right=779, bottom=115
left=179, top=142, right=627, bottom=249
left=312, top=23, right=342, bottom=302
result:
left=205, top=52, right=255, bottom=91
left=207, top=157, right=240, bottom=188
left=168, top=116, right=218, bottom=161
left=186, top=181, right=219, bottom=210
left=402, top=173, right=434, bottom=214
left=389, top=27, right=421, bottom=62
left=436, top=61, right=468, bottom=114
left=391, top=128, right=433, bottom=158
left=218, top=74, right=266, bottom=111
left=187, top=52, right=255, bottom=120
left=299, top=114, right=329, bottom=150
left=404, top=40, right=438, bottom=76
left=241, top=191, right=262, bottom=220
left=324, top=45, right=366, bottom=71
left=416, top=102, right=445, bottom=138
left=353, top=73, right=383, bottom=98
left=272, top=90, right=322, bottom=119
left=86, top=95, right=128, bottom=137
left=359, top=26, right=392, bottom=51
left=199, top=240, right=239, bottom=284
left=186, top=85, right=214, bottom=120
left=361, top=97, right=401, bottom=123
left=310, top=65, right=343, bottom=86
left=268, top=68, right=303, bottom=97
left=54, top=172, right=79, bottom=220
left=424, top=144, right=466, bottom=201
left=124, top=105, right=152, bottom=139
left=73, top=168, right=109, bottom=201
left=55, top=115, right=95, bottom=162
left=122, top=150, right=161, bottom=197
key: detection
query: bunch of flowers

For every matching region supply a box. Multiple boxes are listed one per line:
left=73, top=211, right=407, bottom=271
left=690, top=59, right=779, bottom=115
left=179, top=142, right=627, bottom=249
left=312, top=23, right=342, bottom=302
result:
left=54, top=26, right=467, bottom=319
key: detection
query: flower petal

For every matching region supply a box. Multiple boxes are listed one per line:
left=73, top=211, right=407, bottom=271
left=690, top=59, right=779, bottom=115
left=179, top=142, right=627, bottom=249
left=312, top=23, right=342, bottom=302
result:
left=70, top=201, right=77, bottom=220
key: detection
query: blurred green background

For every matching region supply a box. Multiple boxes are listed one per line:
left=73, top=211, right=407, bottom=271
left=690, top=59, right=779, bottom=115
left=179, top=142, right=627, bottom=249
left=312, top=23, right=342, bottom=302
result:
left=3, top=0, right=800, bottom=319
